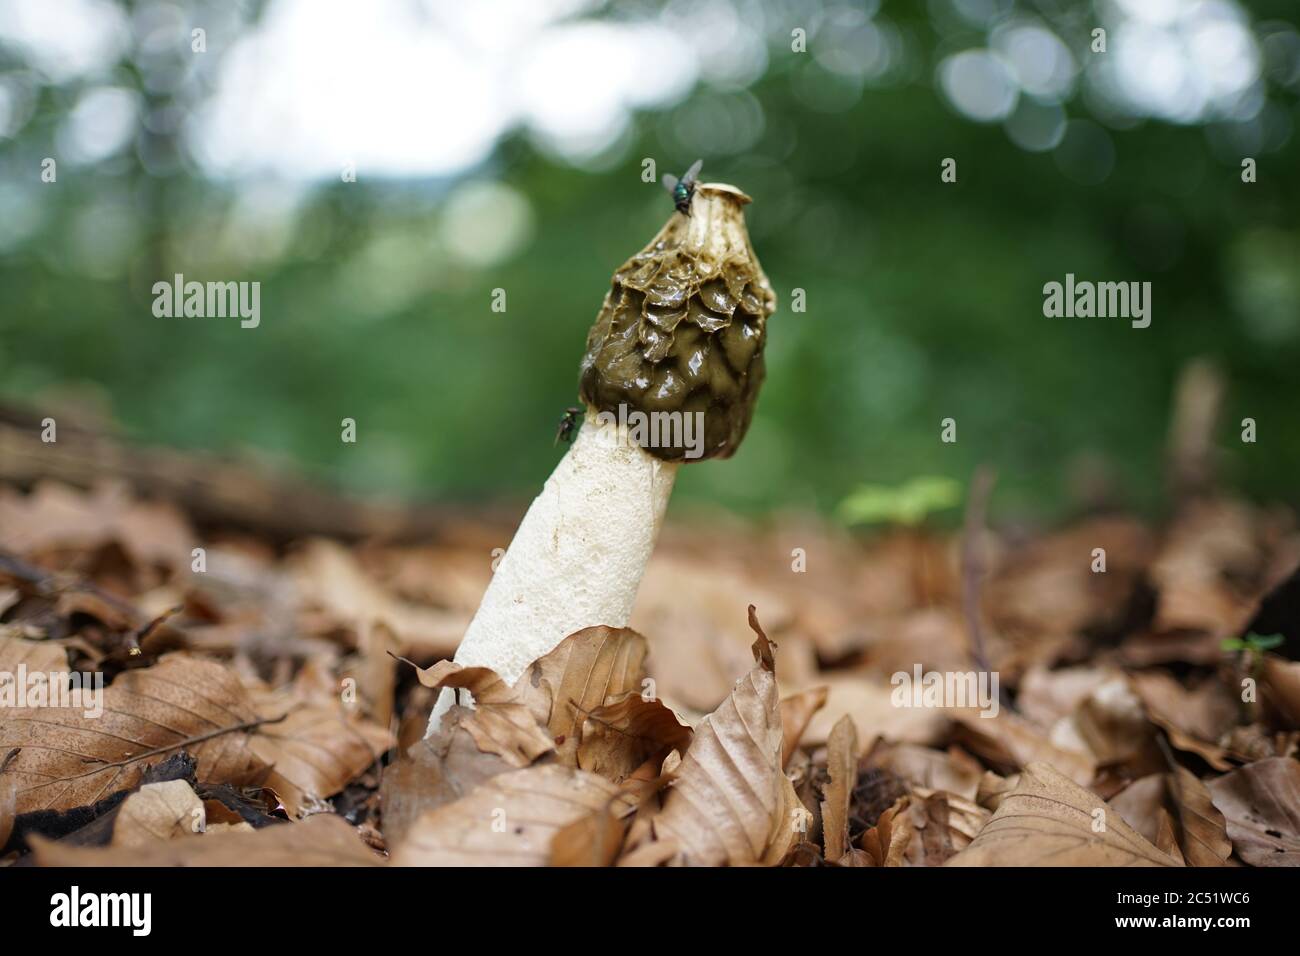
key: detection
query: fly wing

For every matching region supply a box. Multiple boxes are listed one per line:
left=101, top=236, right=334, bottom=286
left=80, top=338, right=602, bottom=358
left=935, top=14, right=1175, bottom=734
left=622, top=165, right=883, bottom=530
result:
left=681, top=158, right=703, bottom=186
left=661, top=173, right=679, bottom=194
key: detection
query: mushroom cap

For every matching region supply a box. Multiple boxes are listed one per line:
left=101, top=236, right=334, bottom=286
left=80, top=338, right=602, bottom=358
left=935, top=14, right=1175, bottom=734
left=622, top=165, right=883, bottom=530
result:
left=578, top=182, right=777, bottom=462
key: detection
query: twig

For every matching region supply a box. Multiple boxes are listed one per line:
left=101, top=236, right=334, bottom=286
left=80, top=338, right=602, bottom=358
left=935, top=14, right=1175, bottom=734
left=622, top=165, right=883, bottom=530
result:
left=65, top=713, right=289, bottom=779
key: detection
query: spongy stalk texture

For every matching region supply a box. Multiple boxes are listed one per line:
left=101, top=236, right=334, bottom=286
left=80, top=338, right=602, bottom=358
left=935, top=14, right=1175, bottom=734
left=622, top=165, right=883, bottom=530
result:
left=426, top=411, right=676, bottom=735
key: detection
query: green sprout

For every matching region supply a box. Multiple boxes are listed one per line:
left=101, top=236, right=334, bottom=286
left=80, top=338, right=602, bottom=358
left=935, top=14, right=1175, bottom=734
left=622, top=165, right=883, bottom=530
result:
left=837, top=475, right=963, bottom=528
left=1222, top=633, right=1284, bottom=694
left=1220, top=633, right=1284, bottom=655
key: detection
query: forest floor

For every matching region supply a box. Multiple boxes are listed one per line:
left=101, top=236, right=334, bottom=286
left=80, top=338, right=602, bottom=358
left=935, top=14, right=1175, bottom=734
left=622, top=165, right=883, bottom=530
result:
left=1, top=467, right=1298, bottom=867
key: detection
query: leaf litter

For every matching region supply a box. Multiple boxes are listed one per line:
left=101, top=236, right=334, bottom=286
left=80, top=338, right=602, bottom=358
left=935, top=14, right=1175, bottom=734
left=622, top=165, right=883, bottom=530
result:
left=1, top=479, right=1298, bottom=867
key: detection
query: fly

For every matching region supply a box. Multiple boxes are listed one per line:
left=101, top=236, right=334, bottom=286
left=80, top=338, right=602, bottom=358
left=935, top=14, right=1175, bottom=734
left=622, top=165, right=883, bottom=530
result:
left=662, top=158, right=703, bottom=216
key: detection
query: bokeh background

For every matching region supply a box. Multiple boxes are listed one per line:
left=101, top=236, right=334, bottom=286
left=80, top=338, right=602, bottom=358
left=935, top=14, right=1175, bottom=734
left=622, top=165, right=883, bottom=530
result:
left=1, top=0, right=1297, bottom=523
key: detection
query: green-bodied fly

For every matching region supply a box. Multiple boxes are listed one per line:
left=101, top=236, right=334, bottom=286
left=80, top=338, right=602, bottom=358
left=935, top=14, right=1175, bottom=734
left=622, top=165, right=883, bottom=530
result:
left=662, top=159, right=703, bottom=216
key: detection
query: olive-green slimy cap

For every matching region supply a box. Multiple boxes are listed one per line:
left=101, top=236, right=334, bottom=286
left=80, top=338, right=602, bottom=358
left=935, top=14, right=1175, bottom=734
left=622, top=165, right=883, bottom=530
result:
left=578, top=183, right=777, bottom=462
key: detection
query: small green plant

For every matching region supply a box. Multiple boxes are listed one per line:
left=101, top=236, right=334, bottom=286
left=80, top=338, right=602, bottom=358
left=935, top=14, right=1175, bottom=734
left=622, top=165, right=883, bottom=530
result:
left=1220, top=633, right=1284, bottom=655
left=836, top=475, right=962, bottom=528
left=1221, top=632, right=1284, bottom=690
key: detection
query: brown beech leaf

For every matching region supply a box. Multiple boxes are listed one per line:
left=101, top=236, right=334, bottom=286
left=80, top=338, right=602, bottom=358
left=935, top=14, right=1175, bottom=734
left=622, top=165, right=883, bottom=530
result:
left=378, top=719, right=515, bottom=848
left=391, top=764, right=622, bottom=866
left=951, top=710, right=1094, bottom=785
left=946, top=762, right=1180, bottom=867
left=550, top=796, right=635, bottom=867
left=900, top=790, right=957, bottom=866
left=1206, top=757, right=1300, bottom=866
left=405, top=658, right=554, bottom=767
left=820, top=715, right=857, bottom=862
left=913, top=787, right=990, bottom=853
left=523, top=625, right=649, bottom=765
left=246, top=692, right=392, bottom=817
left=779, top=685, right=829, bottom=768
left=1154, top=808, right=1186, bottom=863
left=866, top=742, right=984, bottom=801
left=577, top=692, right=691, bottom=783
left=1166, top=765, right=1232, bottom=867
left=1129, top=670, right=1239, bottom=770
left=860, top=796, right=910, bottom=866
left=0, top=635, right=70, bottom=678
left=1261, top=656, right=1300, bottom=730
left=628, top=655, right=804, bottom=867
left=1113, top=768, right=1231, bottom=867
left=112, top=780, right=204, bottom=847
left=32, top=813, right=381, bottom=866
left=1, top=654, right=271, bottom=814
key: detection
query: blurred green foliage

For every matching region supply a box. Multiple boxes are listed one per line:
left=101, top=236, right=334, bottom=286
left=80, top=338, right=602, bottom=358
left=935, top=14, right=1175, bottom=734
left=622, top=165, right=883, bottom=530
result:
left=1, top=0, right=1297, bottom=524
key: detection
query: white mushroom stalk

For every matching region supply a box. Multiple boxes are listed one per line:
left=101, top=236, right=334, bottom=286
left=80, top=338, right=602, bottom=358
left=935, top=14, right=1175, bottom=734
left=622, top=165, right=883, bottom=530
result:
left=429, top=181, right=776, bottom=735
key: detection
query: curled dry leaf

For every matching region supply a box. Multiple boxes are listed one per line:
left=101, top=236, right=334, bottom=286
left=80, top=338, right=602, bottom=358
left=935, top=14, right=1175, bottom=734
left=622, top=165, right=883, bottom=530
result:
left=1112, top=769, right=1232, bottom=867
left=32, top=813, right=381, bottom=866
left=522, top=625, right=649, bottom=765
left=391, top=764, right=623, bottom=866
left=820, top=715, right=857, bottom=862
left=111, top=780, right=204, bottom=847
left=946, top=762, right=1180, bottom=867
left=577, top=692, right=691, bottom=783
left=859, top=796, right=910, bottom=867
left=779, top=685, right=829, bottom=768
left=626, top=640, right=804, bottom=866
left=404, top=658, right=554, bottom=767
left=1206, top=757, right=1300, bottom=866
left=1129, top=670, right=1239, bottom=770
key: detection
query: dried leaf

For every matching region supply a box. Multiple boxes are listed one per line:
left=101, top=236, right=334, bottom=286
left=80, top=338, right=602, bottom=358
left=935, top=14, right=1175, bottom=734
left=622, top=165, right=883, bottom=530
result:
left=1206, top=757, right=1300, bottom=866
left=860, top=796, right=910, bottom=866
left=577, top=692, right=691, bottom=783
left=112, top=780, right=204, bottom=847
left=1, top=654, right=270, bottom=813
left=523, top=625, right=648, bottom=764
left=406, top=658, right=554, bottom=767
left=866, top=742, right=983, bottom=801
left=779, top=685, right=828, bottom=768
left=550, top=798, right=633, bottom=867
left=32, top=813, right=380, bottom=866
left=391, top=764, right=621, bottom=866
left=0, top=635, right=70, bottom=678
left=820, top=715, right=857, bottom=861
left=952, top=710, right=1094, bottom=785
left=247, top=693, right=392, bottom=817
left=946, top=763, right=1180, bottom=866
left=630, top=662, right=803, bottom=866
left=1166, top=765, right=1232, bottom=867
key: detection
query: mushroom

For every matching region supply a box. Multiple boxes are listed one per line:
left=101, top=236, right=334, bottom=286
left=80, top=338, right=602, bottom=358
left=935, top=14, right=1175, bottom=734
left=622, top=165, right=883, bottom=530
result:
left=428, top=181, right=776, bottom=733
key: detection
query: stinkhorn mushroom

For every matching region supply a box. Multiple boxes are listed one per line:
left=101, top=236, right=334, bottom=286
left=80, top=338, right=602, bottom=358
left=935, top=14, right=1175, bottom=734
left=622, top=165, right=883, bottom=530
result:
left=428, top=180, right=776, bottom=733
